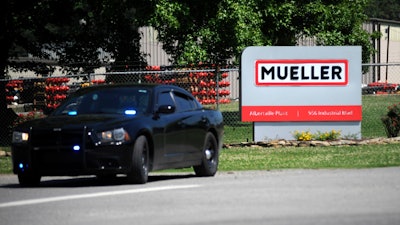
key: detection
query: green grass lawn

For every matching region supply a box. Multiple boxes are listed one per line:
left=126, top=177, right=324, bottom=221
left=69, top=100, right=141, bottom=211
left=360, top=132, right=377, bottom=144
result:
left=0, top=155, right=11, bottom=174
left=362, top=94, right=400, bottom=138
left=219, top=143, right=400, bottom=171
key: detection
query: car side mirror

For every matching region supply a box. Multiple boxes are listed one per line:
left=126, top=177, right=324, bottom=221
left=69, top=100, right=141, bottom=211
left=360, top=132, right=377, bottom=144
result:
left=157, top=105, right=175, bottom=114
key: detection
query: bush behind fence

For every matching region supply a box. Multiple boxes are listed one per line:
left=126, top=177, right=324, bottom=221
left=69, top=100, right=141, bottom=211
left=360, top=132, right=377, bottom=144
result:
left=1, top=63, right=400, bottom=146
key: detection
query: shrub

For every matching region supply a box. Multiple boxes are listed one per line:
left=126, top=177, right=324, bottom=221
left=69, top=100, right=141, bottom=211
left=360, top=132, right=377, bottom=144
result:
left=292, top=130, right=341, bottom=141
left=292, top=130, right=313, bottom=141
left=381, top=103, right=400, bottom=137
left=314, top=130, right=341, bottom=141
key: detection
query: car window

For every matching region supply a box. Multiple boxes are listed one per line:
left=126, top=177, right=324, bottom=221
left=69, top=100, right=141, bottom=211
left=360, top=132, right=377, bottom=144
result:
left=158, top=91, right=175, bottom=107
left=54, top=87, right=150, bottom=116
left=173, top=92, right=197, bottom=112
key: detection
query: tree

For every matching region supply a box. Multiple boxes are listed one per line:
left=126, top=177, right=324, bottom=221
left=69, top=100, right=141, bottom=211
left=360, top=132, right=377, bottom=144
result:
left=150, top=0, right=267, bottom=64
left=0, top=0, right=152, bottom=144
left=295, top=0, right=374, bottom=64
left=4, top=0, right=152, bottom=74
left=365, top=0, right=400, bottom=21
left=150, top=0, right=375, bottom=65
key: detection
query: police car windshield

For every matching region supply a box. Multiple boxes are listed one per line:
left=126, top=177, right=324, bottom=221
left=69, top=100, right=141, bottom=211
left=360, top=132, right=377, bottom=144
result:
left=53, top=87, right=150, bottom=116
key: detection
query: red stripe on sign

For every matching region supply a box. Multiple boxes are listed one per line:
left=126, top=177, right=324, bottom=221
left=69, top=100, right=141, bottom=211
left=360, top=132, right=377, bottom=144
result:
left=241, top=105, right=362, bottom=122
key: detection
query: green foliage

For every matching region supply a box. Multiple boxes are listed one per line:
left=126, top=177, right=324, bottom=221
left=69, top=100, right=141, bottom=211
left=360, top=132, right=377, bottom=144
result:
left=365, top=0, right=400, bottom=20
left=314, top=130, right=341, bottom=141
left=0, top=154, right=12, bottom=174
left=292, top=130, right=341, bottom=141
left=151, top=0, right=268, bottom=64
left=296, top=0, right=374, bottom=63
left=151, top=0, right=375, bottom=65
left=3, top=0, right=152, bottom=75
left=292, top=131, right=313, bottom=141
left=382, top=102, right=400, bottom=137
left=150, top=0, right=266, bottom=64
left=215, top=0, right=266, bottom=54
left=3, top=0, right=376, bottom=72
left=362, top=95, right=400, bottom=138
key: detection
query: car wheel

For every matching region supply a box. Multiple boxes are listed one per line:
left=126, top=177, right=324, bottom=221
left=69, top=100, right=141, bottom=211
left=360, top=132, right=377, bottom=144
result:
left=18, top=172, right=41, bottom=187
left=127, top=135, right=149, bottom=184
left=194, top=132, right=219, bottom=177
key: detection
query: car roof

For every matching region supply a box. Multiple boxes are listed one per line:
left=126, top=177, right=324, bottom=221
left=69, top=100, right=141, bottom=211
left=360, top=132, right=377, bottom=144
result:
left=73, top=83, right=189, bottom=95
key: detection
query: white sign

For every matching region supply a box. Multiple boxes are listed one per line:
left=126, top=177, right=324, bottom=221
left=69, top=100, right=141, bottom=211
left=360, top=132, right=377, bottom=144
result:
left=240, top=46, right=362, bottom=141
left=256, top=59, right=348, bottom=86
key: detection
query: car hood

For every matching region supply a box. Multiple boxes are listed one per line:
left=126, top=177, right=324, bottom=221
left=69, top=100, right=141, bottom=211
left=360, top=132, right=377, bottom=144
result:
left=16, top=114, right=138, bottom=130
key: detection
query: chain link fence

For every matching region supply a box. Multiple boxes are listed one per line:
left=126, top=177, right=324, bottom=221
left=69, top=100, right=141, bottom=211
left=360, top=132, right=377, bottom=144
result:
left=362, top=63, right=400, bottom=93
left=1, top=63, right=400, bottom=146
left=4, top=66, right=238, bottom=108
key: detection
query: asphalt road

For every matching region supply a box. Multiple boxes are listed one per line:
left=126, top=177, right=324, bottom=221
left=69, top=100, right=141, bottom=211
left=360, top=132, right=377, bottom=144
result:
left=0, top=168, right=400, bottom=225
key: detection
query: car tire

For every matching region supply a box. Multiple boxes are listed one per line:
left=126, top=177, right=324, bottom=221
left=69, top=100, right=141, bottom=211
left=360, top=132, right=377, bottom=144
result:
left=194, top=132, right=219, bottom=177
left=18, top=172, right=41, bottom=187
left=127, top=135, right=149, bottom=184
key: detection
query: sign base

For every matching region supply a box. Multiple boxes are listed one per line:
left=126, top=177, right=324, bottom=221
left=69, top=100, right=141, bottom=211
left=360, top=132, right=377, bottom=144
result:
left=254, top=122, right=361, bottom=141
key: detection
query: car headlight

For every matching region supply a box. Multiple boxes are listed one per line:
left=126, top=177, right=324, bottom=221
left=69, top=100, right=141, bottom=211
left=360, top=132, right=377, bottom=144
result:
left=12, top=131, right=29, bottom=143
left=97, top=128, right=130, bottom=144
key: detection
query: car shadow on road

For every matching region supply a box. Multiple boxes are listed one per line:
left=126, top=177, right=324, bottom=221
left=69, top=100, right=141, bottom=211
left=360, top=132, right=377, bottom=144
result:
left=0, top=173, right=197, bottom=188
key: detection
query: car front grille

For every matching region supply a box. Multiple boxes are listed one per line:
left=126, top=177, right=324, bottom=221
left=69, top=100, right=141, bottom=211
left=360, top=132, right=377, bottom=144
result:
left=31, top=129, right=84, bottom=150
left=30, top=127, right=89, bottom=171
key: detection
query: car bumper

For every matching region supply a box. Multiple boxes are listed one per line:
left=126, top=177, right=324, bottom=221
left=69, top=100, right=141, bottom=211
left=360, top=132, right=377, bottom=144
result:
left=12, top=144, right=133, bottom=176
